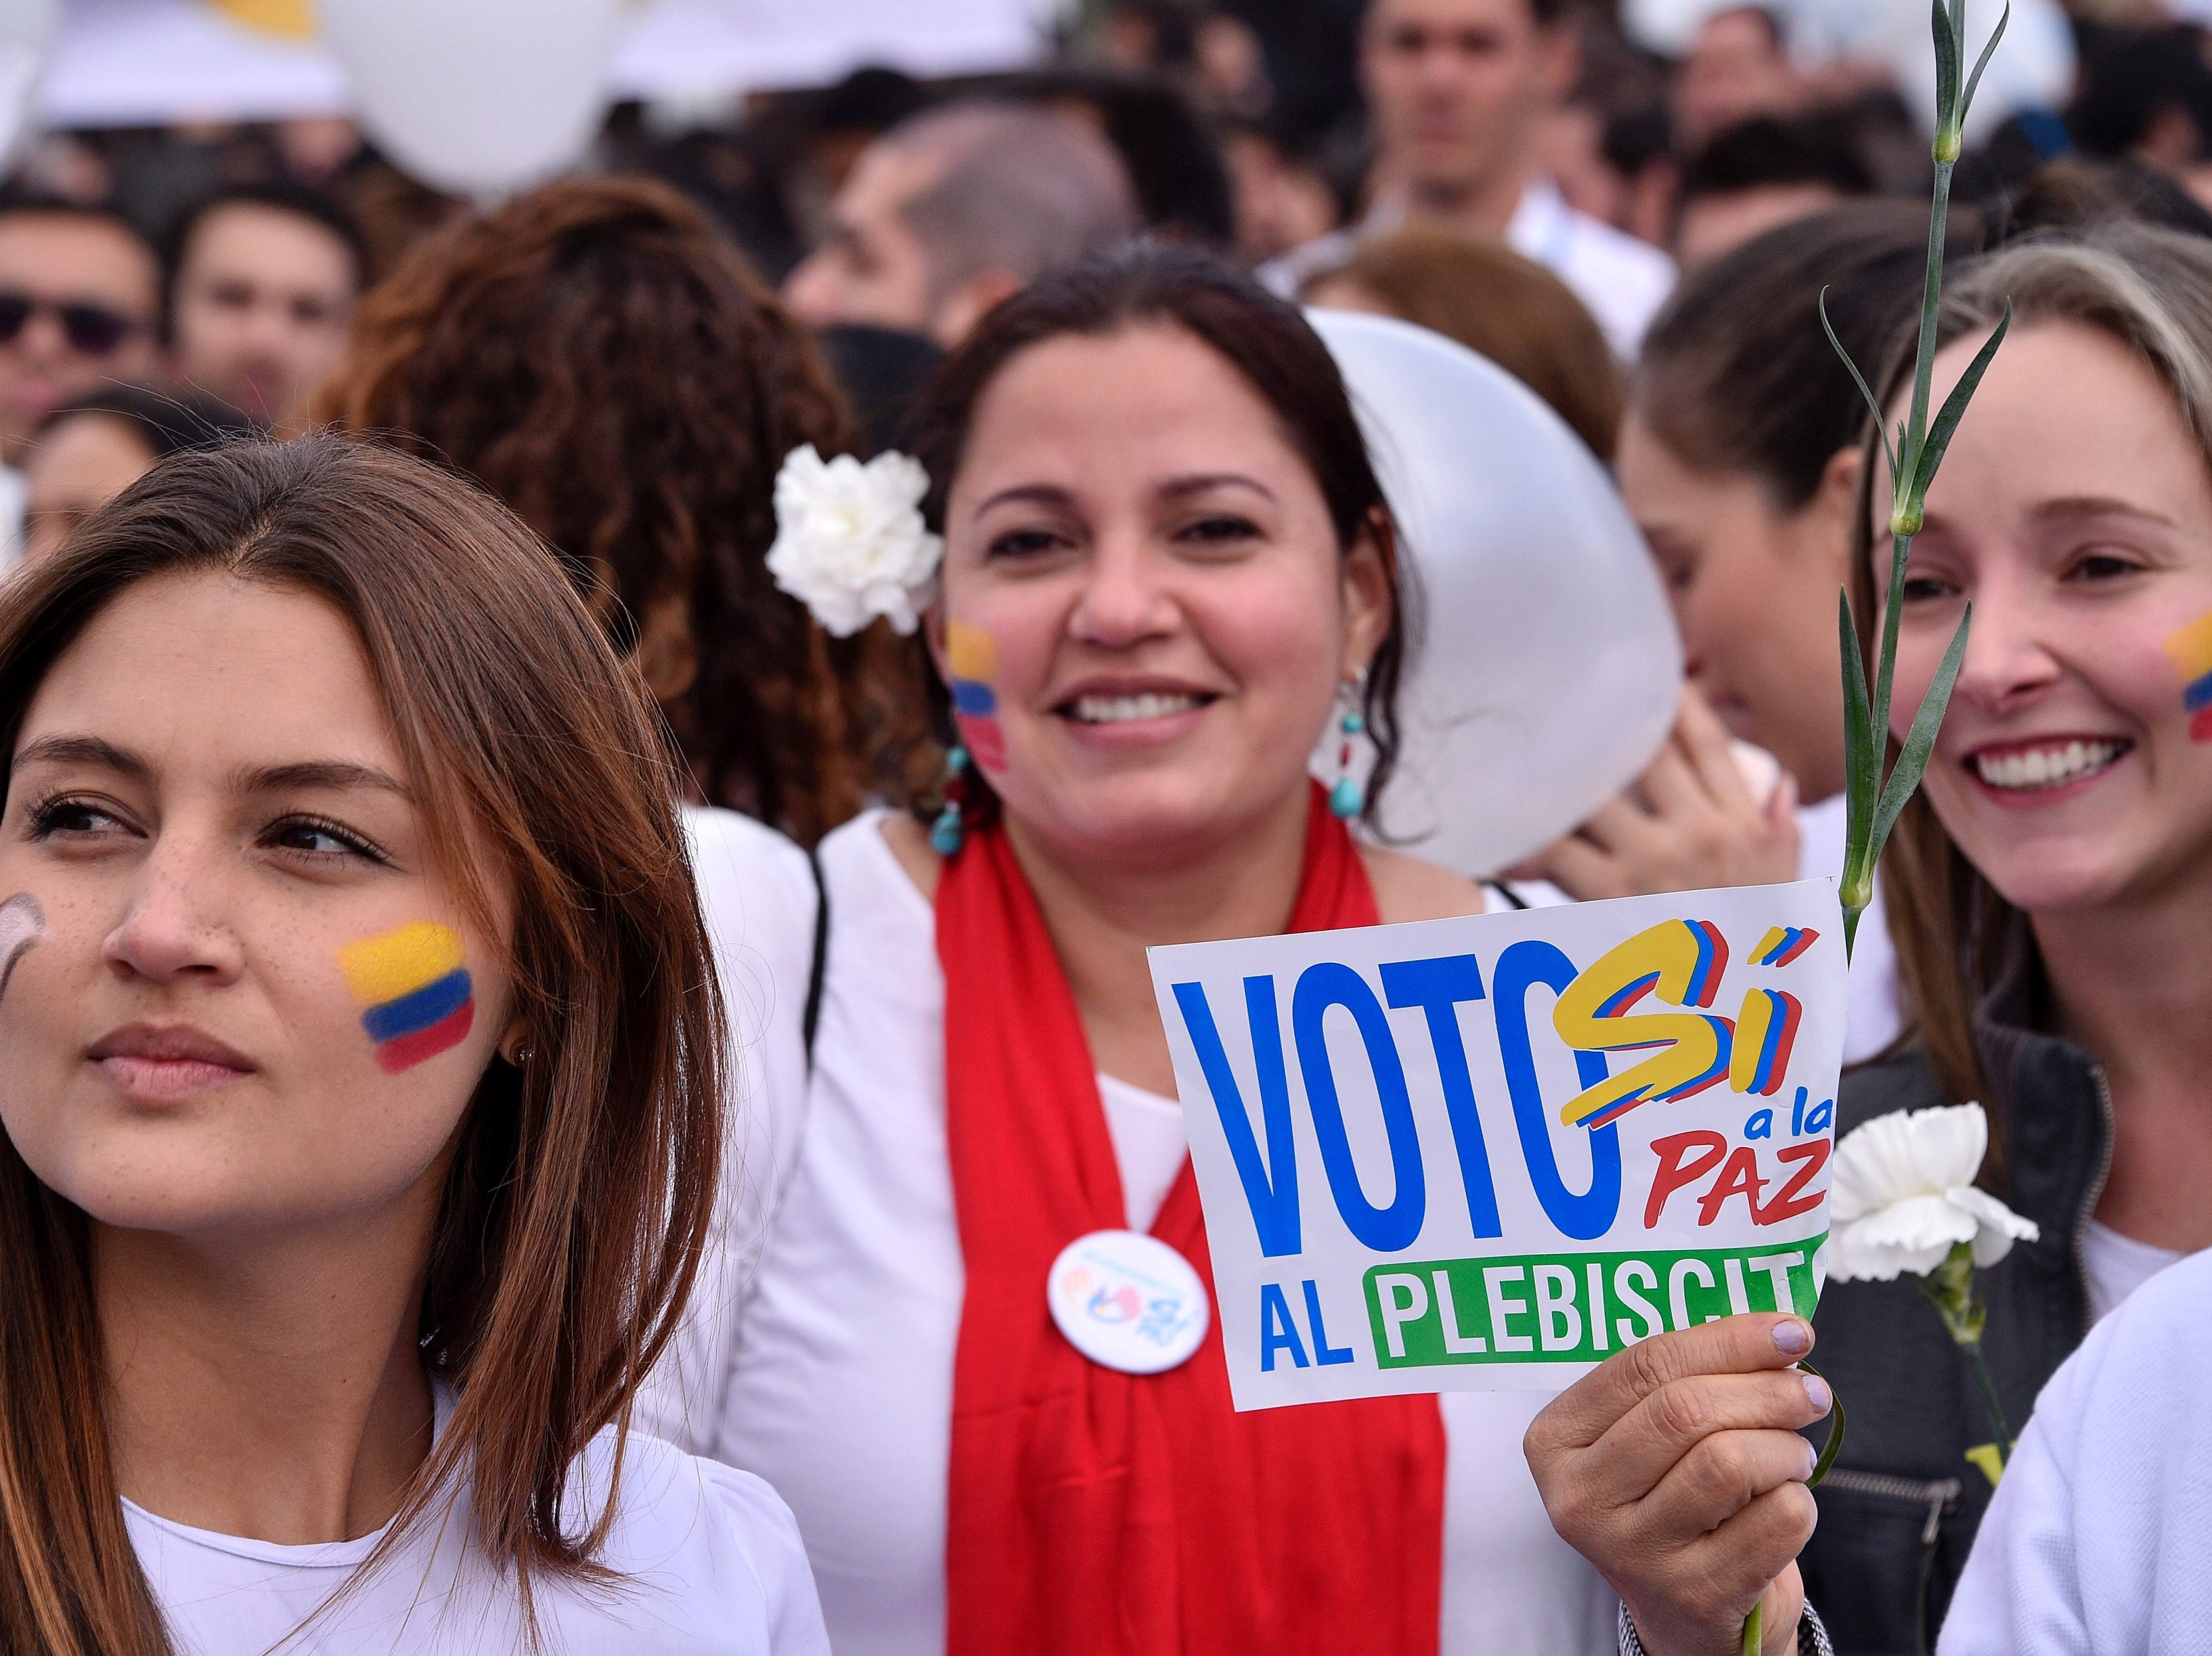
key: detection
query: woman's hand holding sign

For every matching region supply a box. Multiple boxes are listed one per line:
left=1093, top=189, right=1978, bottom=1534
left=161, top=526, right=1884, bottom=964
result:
left=1524, top=1312, right=1831, bottom=1656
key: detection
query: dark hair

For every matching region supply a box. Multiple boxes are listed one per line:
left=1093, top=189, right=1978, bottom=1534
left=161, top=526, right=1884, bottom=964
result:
left=0, top=189, right=157, bottom=269
left=2069, top=23, right=2212, bottom=161
left=313, top=175, right=928, bottom=845
left=1635, top=200, right=1974, bottom=509
left=1993, top=155, right=2212, bottom=244
left=0, top=437, right=724, bottom=1653
left=1677, top=110, right=1876, bottom=206
left=899, top=238, right=1409, bottom=827
left=160, top=179, right=368, bottom=320
left=37, top=383, right=255, bottom=459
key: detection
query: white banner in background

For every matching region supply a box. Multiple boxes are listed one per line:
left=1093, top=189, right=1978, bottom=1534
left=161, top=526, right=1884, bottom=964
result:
left=1148, top=881, right=1846, bottom=1412
left=35, top=0, right=1044, bottom=132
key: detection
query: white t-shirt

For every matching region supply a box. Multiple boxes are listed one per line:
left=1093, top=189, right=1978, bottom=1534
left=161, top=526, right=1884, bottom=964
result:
left=651, top=810, right=1619, bottom=1656
left=1504, top=179, right=1675, bottom=360
left=1938, top=1244, right=2212, bottom=1655
left=2080, top=1219, right=2186, bottom=1326
left=131, top=1391, right=830, bottom=1655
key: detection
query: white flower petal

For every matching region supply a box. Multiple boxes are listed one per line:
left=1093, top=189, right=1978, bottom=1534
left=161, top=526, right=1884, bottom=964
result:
left=1830, top=1102, right=1990, bottom=1219
left=766, top=443, right=946, bottom=637
left=1949, top=1184, right=2040, bottom=1267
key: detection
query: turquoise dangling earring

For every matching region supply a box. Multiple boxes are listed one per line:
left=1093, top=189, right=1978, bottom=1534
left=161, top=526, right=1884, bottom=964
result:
left=1329, top=693, right=1366, bottom=820
left=931, top=745, right=971, bottom=855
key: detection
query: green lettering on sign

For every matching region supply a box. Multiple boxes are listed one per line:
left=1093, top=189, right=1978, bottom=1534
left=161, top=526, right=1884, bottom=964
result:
left=1363, top=1235, right=1826, bottom=1368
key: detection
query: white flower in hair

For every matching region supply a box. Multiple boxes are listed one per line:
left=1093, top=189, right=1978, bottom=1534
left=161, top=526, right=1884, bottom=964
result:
left=1828, top=1102, right=2039, bottom=1283
left=766, top=444, right=945, bottom=637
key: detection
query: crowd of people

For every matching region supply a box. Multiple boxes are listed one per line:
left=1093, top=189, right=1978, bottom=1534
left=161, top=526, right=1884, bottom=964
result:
left=0, top=1, right=2209, bottom=1653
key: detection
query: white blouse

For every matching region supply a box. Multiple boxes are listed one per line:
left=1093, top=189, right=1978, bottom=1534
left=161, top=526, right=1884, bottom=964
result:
left=646, top=810, right=1619, bottom=1656
left=131, top=1395, right=829, bottom=1655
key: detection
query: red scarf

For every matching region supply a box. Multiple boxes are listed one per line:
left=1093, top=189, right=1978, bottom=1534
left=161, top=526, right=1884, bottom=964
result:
left=939, top=784, right=1446, bottom=1656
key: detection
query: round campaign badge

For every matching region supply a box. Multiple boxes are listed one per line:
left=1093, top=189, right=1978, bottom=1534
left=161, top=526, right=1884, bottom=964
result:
left=1046, top=1229, right=1211, bottom=1375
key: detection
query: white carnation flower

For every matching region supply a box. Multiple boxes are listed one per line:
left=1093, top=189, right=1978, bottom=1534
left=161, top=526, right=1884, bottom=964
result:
left=1828, top=1102, right=2039, bottom=1282
left=766, top=445, right=945, bottom=637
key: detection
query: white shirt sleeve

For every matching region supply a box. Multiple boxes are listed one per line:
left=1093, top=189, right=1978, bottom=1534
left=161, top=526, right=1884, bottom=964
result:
left=1939, top=1247, right=2212, bottom=1655
left=638, top=807, right=820, bottom=1454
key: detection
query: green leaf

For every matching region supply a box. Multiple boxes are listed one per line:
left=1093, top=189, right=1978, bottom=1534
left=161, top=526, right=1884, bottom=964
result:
left=1911, top=300, right=2012, bottom=503
left=1839, top=589, right=1876, bottom=855
left=1802, top=1357, right=1848, bottom=1487
left=1962, top=0, right=2012, bottom=120
left=1932, top=0, right=1960, bottom=125
left=1870, top=603, right=1972, bottom=863
left=1822, top=288, right=1899, bottom=488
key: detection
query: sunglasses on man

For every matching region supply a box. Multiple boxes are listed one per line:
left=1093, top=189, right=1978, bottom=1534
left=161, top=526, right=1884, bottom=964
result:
left=0, top=290, right=143, bottom=355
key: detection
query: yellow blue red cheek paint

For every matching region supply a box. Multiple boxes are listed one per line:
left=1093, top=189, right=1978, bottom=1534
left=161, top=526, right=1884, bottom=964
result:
left=2165, top=610, right=2212, bottom=742
left=0, top=893, right=43, bottom=1000
left=338, top=921, right=474, bottom=1074
left=945, top=620, right=1007, bottom=771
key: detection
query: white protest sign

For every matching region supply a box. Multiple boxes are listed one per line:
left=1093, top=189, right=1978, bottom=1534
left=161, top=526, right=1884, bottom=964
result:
left=1147, top=880, right=1845, bottom=1411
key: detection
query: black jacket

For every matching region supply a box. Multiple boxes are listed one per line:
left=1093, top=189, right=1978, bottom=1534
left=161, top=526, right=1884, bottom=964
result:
left=1799, top=964, right=2113, bottom=1656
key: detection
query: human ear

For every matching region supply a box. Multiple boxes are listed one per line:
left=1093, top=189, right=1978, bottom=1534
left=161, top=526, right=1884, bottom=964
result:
left=1808, top=445, right=1865, bottom=575
left=1339, top=510, right=1396, bottom=680
left=932, top=269, right=1024, bottom=349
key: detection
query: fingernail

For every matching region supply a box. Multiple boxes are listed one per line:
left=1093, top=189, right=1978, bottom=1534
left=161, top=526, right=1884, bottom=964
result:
left=1802, top=1374, right=1832, bottom=1416
left=1773, top=1319, right=1811, bottom=1353
left=1802, top=1437, right=1819, bottom=1478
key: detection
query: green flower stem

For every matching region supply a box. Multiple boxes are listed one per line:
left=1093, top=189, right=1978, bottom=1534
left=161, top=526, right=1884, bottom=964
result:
left=1967, top=1339, right=2013, bottom=1464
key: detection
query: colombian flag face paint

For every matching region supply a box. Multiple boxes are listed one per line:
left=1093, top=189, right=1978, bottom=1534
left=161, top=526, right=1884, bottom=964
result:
left=2164, top=611, right=2212, bottom=742
left=339, top=922, right=475, bottom=1075
left=946, top=620, right=1007, bottom=770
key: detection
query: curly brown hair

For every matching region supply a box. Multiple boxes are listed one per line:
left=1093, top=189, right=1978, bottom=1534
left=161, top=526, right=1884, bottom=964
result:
left=311, top=174, right=932, bottom=844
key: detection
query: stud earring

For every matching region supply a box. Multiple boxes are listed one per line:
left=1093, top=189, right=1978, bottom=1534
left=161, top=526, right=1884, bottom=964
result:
left=931, top=744, right=972, bottom=855
left=1329, top=687, right=1366, bottom=822
left=512, top=1045, right=533, bottom=1067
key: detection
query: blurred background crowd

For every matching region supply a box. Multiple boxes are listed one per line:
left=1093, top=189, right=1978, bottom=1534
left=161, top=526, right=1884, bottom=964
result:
left=2, top=0, right=2211, bottom=535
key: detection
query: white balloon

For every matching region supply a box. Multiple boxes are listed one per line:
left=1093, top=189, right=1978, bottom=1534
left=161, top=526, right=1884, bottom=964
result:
left=1308, top=309, right=1681, bottom=878
left=0, top=0, right=55, bottom=172
left=318, top=0, right=621, bottom=198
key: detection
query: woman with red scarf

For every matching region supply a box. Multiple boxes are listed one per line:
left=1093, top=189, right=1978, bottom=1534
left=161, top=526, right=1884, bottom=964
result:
left=645, top=242, right=1828, bottom=1656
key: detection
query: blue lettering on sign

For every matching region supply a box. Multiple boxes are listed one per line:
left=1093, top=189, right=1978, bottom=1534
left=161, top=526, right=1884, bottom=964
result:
left=1379, top=953, right=1504, bottom=1238
left=1174, top=977, right=1302, bottom=1257
left=1492, top=941, right=1623, bottom=1240
left=1304, top=1279, right=1355, bottom=1364
left=1292, top=962, right=1427, bottom=1252
left=1259, top=1282, right=1310, bottom=1370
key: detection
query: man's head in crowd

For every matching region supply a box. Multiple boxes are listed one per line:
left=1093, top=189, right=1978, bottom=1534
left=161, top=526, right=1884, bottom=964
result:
left=783, top=102, right=1141, bottom=348
left=1358, top=0, right=1576, bottom=225
left=0, top=196, right=160, bottom=466
left=165, top=181, right=366, bottom=426
left=1673, top=7, right=1805, bottom=151
left=1672, top=112, right=1873, bottom=269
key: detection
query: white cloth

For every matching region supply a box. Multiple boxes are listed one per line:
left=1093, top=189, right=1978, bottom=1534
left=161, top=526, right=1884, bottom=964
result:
left=1262, top=181, right=1673, bottom=361
left=2079, top=1220, right=2185, bottom=1327
left=638, top=807, right=818, bottom=1448
left=1503, top=179, right=1674, bottom=361
left=659, top=810, right=1619, bottom=1656
left=0, top=463, right=24, bottom=576
left=1937, top=1244, right=2212, bottom=1655
left=131, top=1392, right=830, bottom=1655
left=1794, top=791, right=1903, bottom=1065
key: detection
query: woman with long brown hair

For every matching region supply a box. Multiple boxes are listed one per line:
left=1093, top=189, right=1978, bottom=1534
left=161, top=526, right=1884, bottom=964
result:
left=313, top=175, right=930, bottom=846
left=0, top=436, right=826, bottom=1651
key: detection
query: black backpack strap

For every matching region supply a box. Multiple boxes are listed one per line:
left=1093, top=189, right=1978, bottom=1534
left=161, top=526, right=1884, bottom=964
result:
left=802, top=845, right=830, bottom=1069
left=1486, top=880, right=1532, bottom=911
